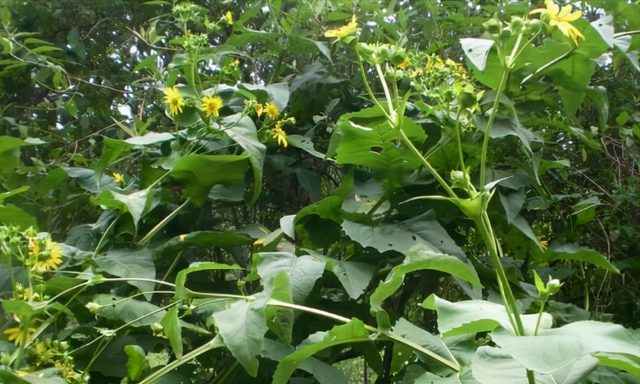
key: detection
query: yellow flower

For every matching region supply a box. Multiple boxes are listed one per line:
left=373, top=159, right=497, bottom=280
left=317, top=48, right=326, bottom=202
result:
left=28, top=237, right=40, bottom=257
left=179, top=234, right=187, bottom=241
left=4, top=326, right=36, bottom=346
left=264, top=102, right=279, bottom=119
left=325, top=14, right=358, bottom=38
left=537, top=235, right=549, bottom=251
left=33, top=238, right=63, bottom=272
left=225, top=11, right=233, bottom=25
left=113, top=173, right=125, bottom=185
left=255, top=103, right=264, bottom=117
left=530, top=0, right=584, bottom=45
left=396, top=56, right=411, bottom=70
left=272, top=122, right=288, bottom=148
left=163, top=86, right=185, bottom=116
left=200, top=95, right=223, bottom=117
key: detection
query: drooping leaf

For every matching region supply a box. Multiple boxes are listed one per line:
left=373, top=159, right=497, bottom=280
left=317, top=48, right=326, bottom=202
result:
left=95, top=248, right=156, bottom=300
left=92, top=294, right=165, bottom=327
left=124, top=132, right=175, bottom=145
left=124, top=345, right=147, bottom=382
left=371, top=245, right=481, bottom=330
left=212, top=292, right=269, bottom=377
left=421, top=294, right=552, bottom=337
left=534, top=244, right=619, bottom=273
left=256, top=252, right=325, bottom=304
left=174, top=262, right=243, bottom=300
left=170, top=154, right=249, bottom=204
left=264, top=272, right=295, bottom=345
left=222, top=113, right=266, bottom=204
left=272, top=319, right=371, bottom=384
left=160, top=306, right=182, bottom=359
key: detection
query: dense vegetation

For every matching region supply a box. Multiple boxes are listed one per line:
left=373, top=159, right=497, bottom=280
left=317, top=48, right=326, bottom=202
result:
left=0, top=0, right=639, bottom=383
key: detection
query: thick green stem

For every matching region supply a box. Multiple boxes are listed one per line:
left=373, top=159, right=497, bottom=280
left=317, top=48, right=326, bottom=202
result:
left=355, top=54, right=392, bottom=122
left=375, top=63, right=396, bottom=123
left=479, top=69, right=509, bottom=190
left=454, top=105, right=465, bottom=171
left=138, top=198, right=190, bottom=245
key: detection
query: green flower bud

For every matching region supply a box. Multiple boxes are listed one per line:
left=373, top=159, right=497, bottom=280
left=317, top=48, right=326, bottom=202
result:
left=483, top=18, right=502, bottom=34
left=457, top=91, right=477, bottom=108
left=85, top=302, right=101, bottom=314
left=1, top=353, right=11, bottom=365
left=450, top=170, right=469, bottom=189
left=510, top=17, right=524, bottom=32
left=540, top=12, right=551, bottom=24
left=524, top=19, right=543, bottom=35
left=152, top=323, right=164, bottom=332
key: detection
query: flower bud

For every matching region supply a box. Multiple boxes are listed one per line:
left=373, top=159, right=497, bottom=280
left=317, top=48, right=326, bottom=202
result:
left=85, top=302, right=101, bottom=314
left=483, top=18, right=501, bottom=34
left=524, top=19, right=543, bottom=35
left=510, top=17, right=524, bottom=32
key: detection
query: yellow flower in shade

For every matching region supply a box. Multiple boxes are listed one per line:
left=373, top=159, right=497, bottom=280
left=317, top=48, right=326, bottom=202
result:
left=396, top=56, right=411, bottom=70
left=113, top=173, right=125, bottom=185
left=537, top=236, right=549, bottom=251
left=272, top=122, right=288, bottom=148
left=4, top=326, right=36, bottom=346
left=225, top=11, right=233, bottom=25
left=163, top=86, right=184, bottom=116
left=255, top=103, right=264, bottom=117
left=28, top=237, right=40, bottom=257
left=33, top=238, right=63, bottom=272
left=325, top=14, right=358, bottom=38
left=179, top=234, right=187, bottom=241
left=200, top=95, right=223, bottom=117
left=264, top=102, right=279, bottom=119
left=530, top=0, right=584, bottom=45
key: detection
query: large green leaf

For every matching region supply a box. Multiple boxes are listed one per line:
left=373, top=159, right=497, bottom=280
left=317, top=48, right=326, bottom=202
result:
left=222, top=113, right=266, bottom=204
left=95, top=248, right=156, bottom=300
left=124, top=345, right=147, bottom=382
left=170, top=154, right=249, bottom=204
left=342, top=220, right=440, bottom=255
left=95, top=188, right=159, bottom=230
left=490, top=322, right=640, bottom=377
left=264, top=272, right=295, bottom=345
left=155, top=231, right=253, bottom=261
left=93, top=137, right=133, bottom=177
left=534, top=244, right=619, bottom=273
left=371, top=245, right=481, bottom=330
left=93, top=294, right=165, bottom=327
left=212, top=292, right=269, bottom=377
left=261, top=338, right=349, bottom=384
left=160, top=306, right=182, bottom=359
left=421, top=294, right=552, bottom=337
left=392, top=317, right=456, bottom=366
left=0, top=136, right=30, bottom=175
left=174, top=262, right=243, bottom=300
left=0, top=204, right=38, bottom=230
left=272, top=319, right=371, bottom=384
left=256, top=252, right=325, bottom=304
left=471, top=346, right=599, bottom=384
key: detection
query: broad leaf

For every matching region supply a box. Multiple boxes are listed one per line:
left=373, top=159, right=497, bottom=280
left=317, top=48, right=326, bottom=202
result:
left=160, top=306, right=182, bottom=358
left=421, top=294, right=552, bottom=336
left=535, top=244, right=619, bottom=273
left=212, top=292, right=269, bottom=377
left=93, top=294, right=164, bottom=327
left=96, top=248, right=156, bottom=300
left=256, top=252, right=325, bottom=303
left=272, top=319, right=371, bottom=384
left=124, top=345, right=147, bottom=382
left=174, top=262, right=242, bottom=300
left=371, top=245, right=481, bottom=330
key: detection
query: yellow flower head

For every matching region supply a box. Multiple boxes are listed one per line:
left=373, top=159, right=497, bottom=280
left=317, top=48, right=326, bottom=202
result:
left=200, top=95, right=223, bottom=117
left=325, top=14, right=358, bottom=38
left=113, top=173, right=125, bottom=185
left=396, top=56, right=411, bottom=70
left=530, top=0, right=584, bottom=45
left=255, top=103, right=264, bottom=117
left=272, top=122, right=288, bottom=148
left=264, top=102, right=279, bottom=119
left=225, top=11, right=233, bottom=25
left=4, top=326, right=36, bottom=346
left=31, top=237, right=63, bottom=272
left=163, top=86, right=185, bottom=116
left=28, top=237, right=40, bottom=257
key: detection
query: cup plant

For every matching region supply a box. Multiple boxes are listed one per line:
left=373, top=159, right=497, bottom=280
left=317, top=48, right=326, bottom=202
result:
left=0, top=1, right=639, bottom=384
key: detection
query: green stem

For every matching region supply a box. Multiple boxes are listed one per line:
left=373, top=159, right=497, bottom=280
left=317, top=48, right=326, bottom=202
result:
left=454, top=105, right=466, bottom=171
left=355, top=54, right=392, bottom=122
left=479, top=69, right=509, bottom=191
left=138, top=198, right=190, bottom=245
left=399, top=129, right=458, bottom=198
left=474, top=213, right=524, bottom=336
left=139, top=337, right=224, bottom=384
left=375, top=63, right=396, bottom=123
left=533, top=300, right=546, bottom=336
left=92, top=216, right=119, bottom=258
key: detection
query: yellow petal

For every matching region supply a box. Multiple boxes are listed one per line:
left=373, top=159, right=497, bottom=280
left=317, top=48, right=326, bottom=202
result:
left=557, top=5, right=573, bottom=19
left=562, top=10, right=581, bottom=22
left=546, top=0, right=560, bottom=15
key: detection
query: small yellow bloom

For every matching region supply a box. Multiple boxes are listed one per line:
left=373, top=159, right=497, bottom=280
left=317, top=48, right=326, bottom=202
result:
left=113, top=173, right=125, bottom=185
left=255, top=103, right=264, bottom=117
left=32, top=238, right=63, bottom=272
left=225, top=11, right=233, bottom=25
left=179, top=234, right=187, bottom=241
left=200, top=95, right=223, bottom=117
left=28, top=237, right=40, bottom=257
left=163, top=86, right=185, bottom=116
left=264, top=102, right=279, bottom=119
left=537, top=236, right=549, bottom=251
left=325, top=14, right=358, bottom=38
left=396, top=56, right=411, bottom=70
left=530, top=0, right=584, bottom=45
left=4, top=326, right=36, bottom=346
left=272, top=122, right=288, bottom=148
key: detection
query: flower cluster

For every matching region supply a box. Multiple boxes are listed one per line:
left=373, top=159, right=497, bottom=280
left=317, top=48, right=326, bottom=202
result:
left=163, top=86, right=225, bottom=119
